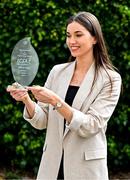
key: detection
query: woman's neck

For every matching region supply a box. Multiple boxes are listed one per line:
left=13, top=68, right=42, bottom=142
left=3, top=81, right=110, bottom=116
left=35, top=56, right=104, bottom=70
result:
left=75, top=55, right=94, bottom=73
left=70, top=55, right=94, bottom=86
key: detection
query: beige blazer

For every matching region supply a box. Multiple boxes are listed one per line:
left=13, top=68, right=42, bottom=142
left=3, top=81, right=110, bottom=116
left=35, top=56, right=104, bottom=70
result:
left=24, top=61, right=121, bottom=180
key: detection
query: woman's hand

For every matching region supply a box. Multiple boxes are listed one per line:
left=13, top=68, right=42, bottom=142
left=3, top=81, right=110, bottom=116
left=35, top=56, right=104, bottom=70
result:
left=27, top=86, right=58, bottom=105
left=6, top=87, right=29, bottom=103
left=28, top=86, right=73, bottom=122
left=7, top=84, right=36, bottom=118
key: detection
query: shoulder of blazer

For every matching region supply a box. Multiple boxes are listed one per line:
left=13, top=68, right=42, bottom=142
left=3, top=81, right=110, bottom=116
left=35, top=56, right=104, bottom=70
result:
left=99, top=66, right=121, bottom=82
left=44, top=61, right=75, bottom=89
left=51, top=61, right=75, bottom=73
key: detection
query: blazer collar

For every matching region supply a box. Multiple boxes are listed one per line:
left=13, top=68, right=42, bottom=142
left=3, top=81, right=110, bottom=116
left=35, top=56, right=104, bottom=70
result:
left=72, top=62, right=95, bottom=110
left=58, top=60, right=95, bottom=106
left=57, top=61, right=76, bottom=100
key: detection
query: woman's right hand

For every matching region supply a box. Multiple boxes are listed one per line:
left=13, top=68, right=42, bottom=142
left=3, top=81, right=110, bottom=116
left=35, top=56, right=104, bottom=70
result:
left=6, top=87, right=29, bottom=103
left=7, top=84, right=35, bottom=118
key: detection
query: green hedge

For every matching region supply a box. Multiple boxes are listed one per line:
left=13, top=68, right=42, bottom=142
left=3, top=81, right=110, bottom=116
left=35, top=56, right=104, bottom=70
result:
left=0, top=0, right=130, bottom=175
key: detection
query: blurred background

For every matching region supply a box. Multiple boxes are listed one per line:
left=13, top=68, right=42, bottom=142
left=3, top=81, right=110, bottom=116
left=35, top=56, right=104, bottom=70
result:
left=0, top=0, right=130, bottom=179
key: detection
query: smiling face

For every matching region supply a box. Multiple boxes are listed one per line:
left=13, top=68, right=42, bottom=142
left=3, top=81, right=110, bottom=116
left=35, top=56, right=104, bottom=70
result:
left=66, top=21, right=96, bottom=59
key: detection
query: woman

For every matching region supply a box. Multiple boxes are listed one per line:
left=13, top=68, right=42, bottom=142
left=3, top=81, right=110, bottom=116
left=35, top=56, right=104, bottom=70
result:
left=7, top=12, right=121, bottom=180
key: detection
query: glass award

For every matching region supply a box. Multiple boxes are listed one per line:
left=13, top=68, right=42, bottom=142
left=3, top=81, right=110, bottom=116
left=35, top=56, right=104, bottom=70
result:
left=7, top=37, right=39, bottom=90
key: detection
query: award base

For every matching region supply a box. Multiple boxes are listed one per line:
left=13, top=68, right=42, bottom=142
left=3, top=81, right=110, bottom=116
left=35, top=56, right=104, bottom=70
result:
left=7, top=82, right=26, bottom=91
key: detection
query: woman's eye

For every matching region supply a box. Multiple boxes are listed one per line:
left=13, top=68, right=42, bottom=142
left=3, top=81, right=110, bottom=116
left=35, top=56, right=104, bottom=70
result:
left=76, top=34, right=83, bottom=37
left=66, top=34, right=83, bottom=38
left=66, top=34, right=71, bottom=38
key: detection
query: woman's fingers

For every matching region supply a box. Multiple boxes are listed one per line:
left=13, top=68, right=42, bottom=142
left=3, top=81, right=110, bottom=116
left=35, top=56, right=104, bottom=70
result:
left=27, top=86, right=42, bottom=92
left=7, top=88, right=28, bottom=102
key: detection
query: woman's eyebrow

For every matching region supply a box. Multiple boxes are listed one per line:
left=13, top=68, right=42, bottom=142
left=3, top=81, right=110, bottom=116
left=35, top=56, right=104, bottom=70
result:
left=75, top=30, right=83, bottom=33
left=66, top=31, right=83, bottom=34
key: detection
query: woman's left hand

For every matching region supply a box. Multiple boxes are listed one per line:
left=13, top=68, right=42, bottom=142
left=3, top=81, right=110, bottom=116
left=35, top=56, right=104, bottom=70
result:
left=27, top=86, right=57, bottom=105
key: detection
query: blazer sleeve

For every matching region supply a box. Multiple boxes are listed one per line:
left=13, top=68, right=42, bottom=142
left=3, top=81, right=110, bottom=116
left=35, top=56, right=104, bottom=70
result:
left=23, top=67, right=55, bottom=130
left=67, top=71, right=122, bottom=138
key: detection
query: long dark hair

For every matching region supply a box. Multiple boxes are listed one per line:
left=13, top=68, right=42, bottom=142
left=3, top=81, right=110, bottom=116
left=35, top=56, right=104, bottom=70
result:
left=66, top=11, right=117, bottom=92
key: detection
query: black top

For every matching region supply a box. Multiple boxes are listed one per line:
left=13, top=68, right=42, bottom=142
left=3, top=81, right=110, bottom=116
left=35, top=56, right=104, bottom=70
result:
left=63, top=85, right=79, bottom=131
left=65, top=85, right=79, bottom=106
left=57, top=85, right=79, bottom=180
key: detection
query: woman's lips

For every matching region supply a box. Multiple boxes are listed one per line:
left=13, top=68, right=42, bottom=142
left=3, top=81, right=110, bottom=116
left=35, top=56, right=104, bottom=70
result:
left=70, top=46, right=80, bottom=51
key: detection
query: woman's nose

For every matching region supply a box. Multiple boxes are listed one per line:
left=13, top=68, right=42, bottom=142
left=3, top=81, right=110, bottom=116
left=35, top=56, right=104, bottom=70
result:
left=69, top=36, right=76, bottom=43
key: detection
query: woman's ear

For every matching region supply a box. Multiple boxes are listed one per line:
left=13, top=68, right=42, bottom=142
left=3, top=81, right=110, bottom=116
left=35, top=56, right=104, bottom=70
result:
left=93, top=36, right=97, bottom=45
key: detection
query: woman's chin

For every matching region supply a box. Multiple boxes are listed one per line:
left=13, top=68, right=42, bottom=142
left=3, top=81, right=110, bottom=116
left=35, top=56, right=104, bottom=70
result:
left=71, top=52, right=79, bottom=57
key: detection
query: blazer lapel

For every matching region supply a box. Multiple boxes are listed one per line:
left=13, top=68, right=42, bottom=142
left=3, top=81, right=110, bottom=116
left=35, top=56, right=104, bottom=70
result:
left=63, top=62, right=95, bottom=139
left=72, top=62, right=95, bottom=110
left=56, top=61, right=76, bottom=139
left=57, top=61, right=76, bottom=100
